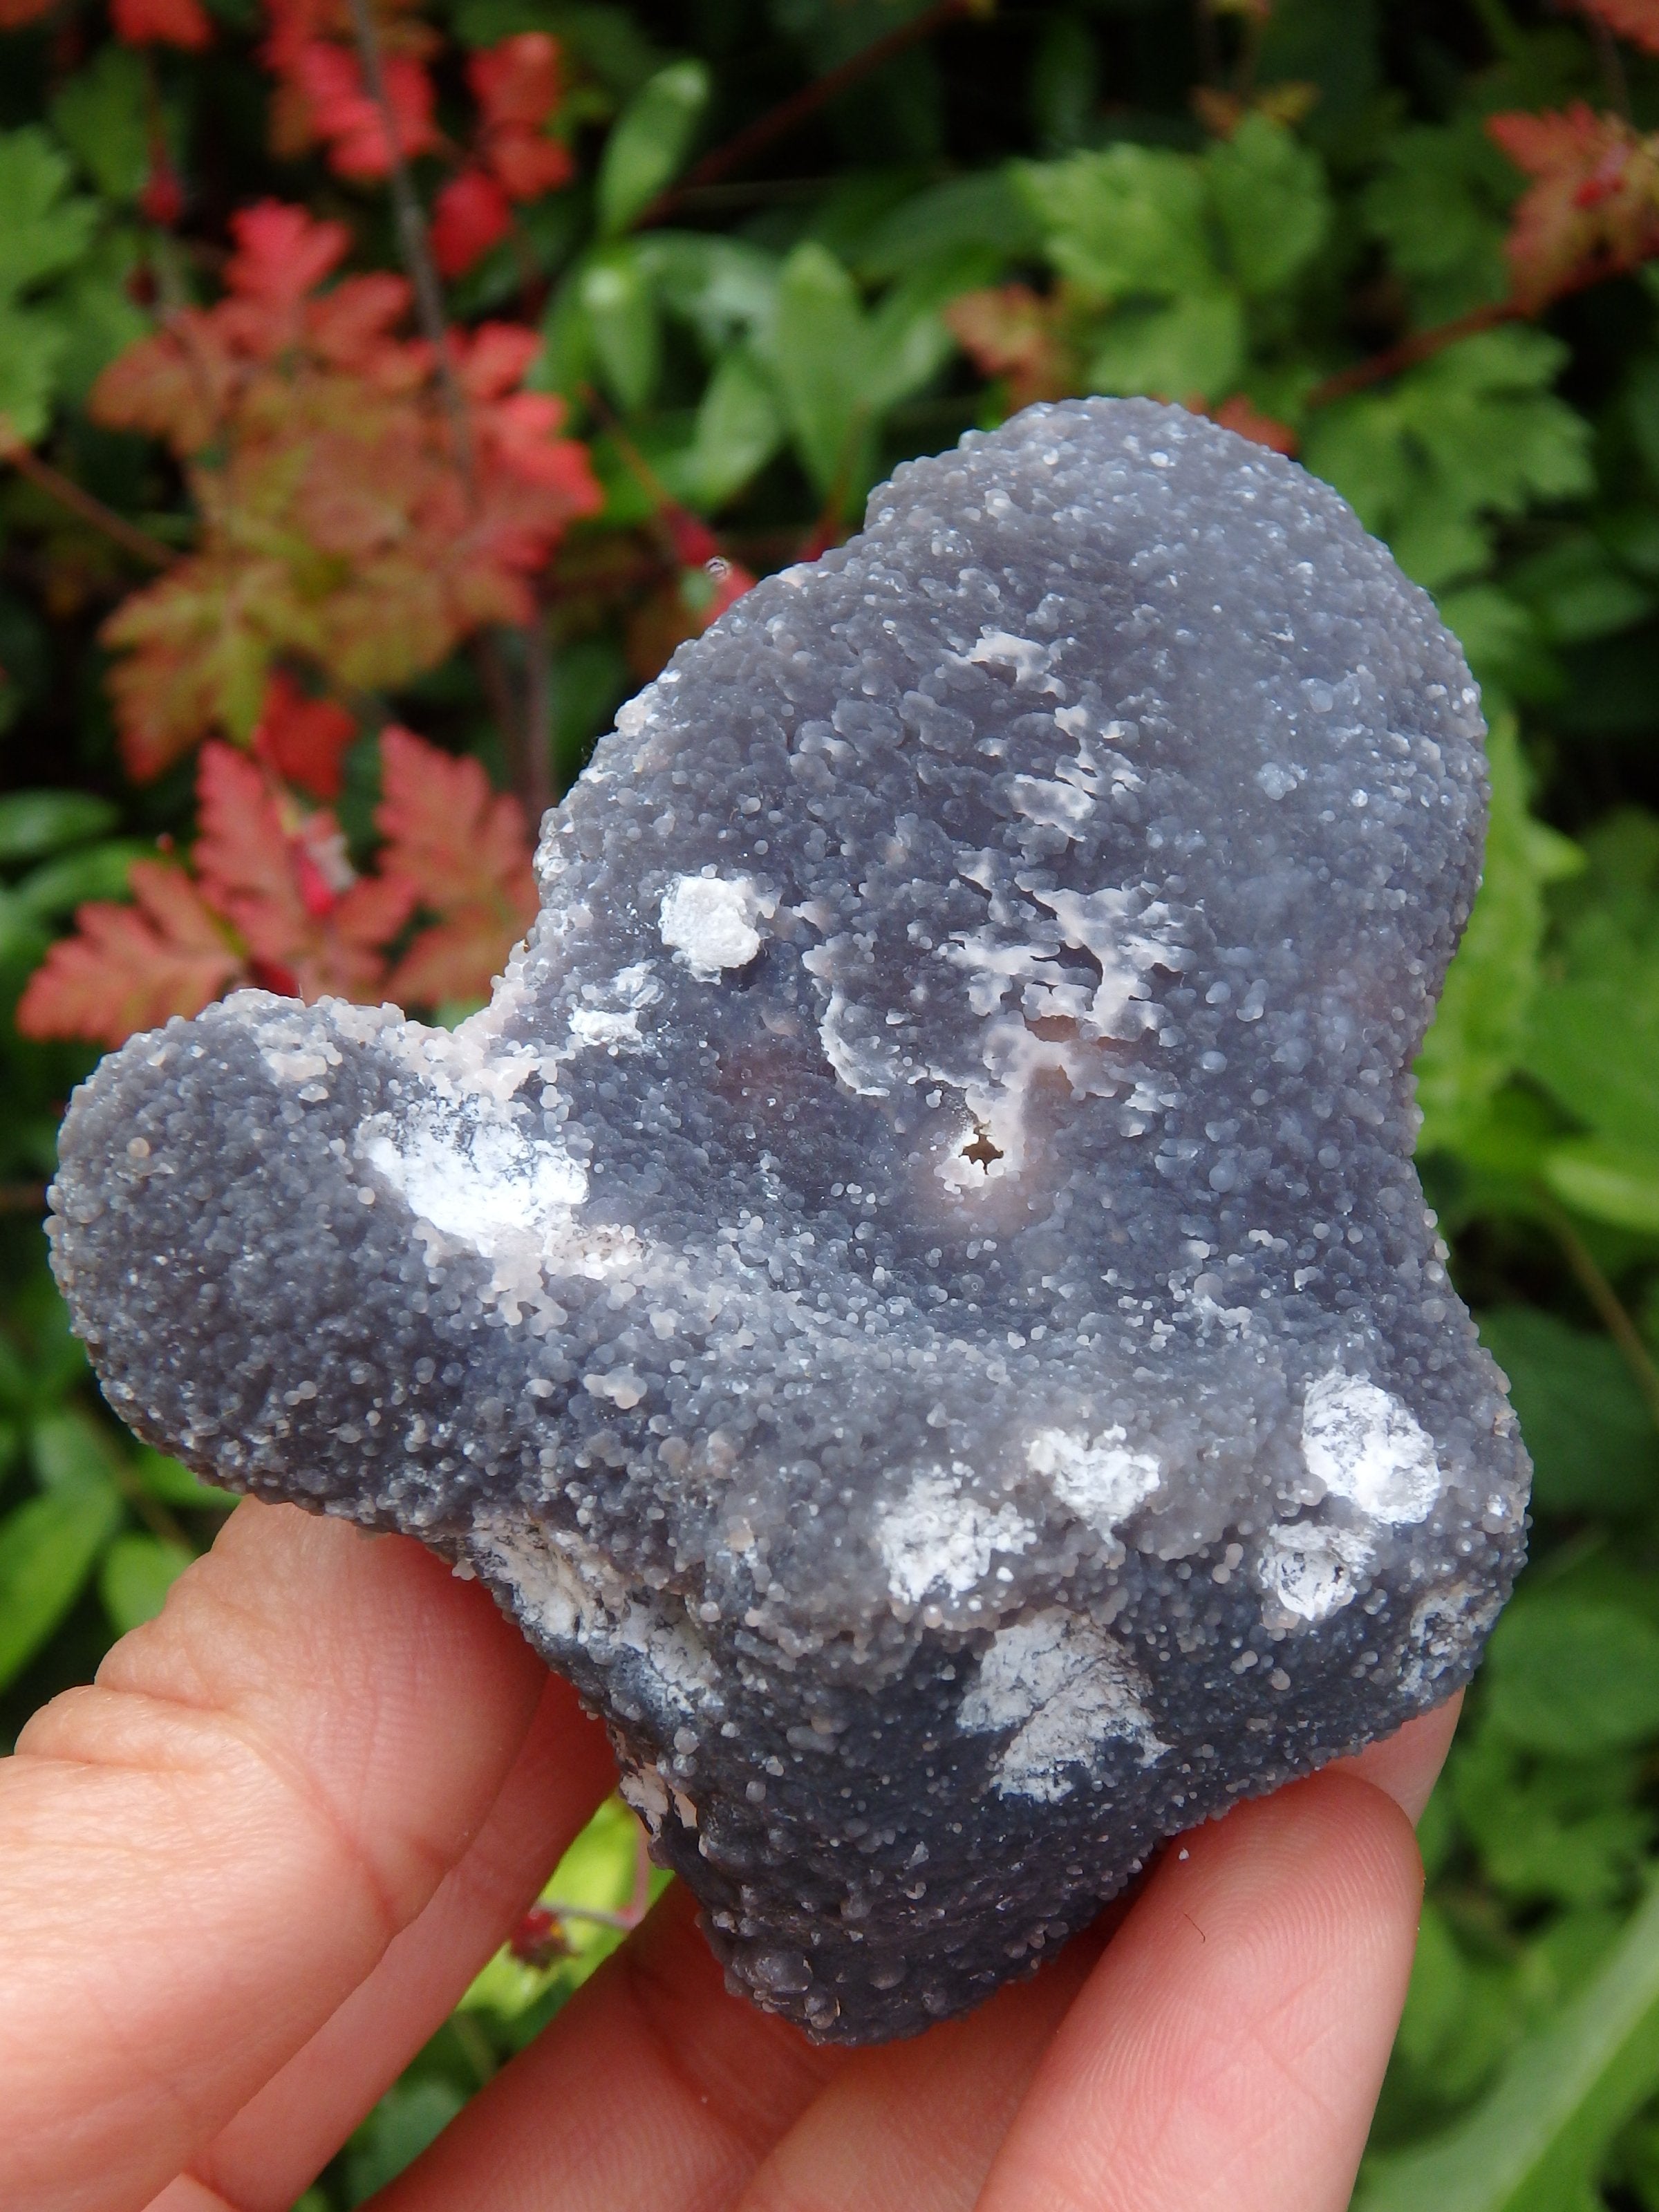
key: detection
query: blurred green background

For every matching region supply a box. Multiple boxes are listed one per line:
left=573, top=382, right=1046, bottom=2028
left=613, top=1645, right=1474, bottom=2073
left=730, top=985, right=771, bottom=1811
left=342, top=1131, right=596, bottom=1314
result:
left=7, top=0, right=1659, bottom=2202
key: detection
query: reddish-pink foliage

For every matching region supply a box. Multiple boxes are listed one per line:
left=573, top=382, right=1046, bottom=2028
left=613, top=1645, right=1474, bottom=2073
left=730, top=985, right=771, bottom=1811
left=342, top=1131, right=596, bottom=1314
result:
left=111, top=0, right=212, bottom=47
left=16, top=860, right=244, bottom=1045
left=17, top=724, right=534, bottom=1046
left=1575, top=0, right=1659, bottom=56
left=944, top=285, right=1078, bottom=410
left=90, top=200, right=601, bottom=779
left=432, top=33, right=574, bottom=274
left=431, top=169, right=514, bottom=278
left=376, top=724, right=537, bottom=1004
left=1488, top=104, right=1659, bottom=308
left=251, top=672, right=358, bottom=799
left=261, top=0, right=439, bottom=178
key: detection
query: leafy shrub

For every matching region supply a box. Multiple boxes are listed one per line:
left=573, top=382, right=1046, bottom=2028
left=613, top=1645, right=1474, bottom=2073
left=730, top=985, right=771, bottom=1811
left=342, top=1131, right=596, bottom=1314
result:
left=8, top=0, right=1659, bottom=2203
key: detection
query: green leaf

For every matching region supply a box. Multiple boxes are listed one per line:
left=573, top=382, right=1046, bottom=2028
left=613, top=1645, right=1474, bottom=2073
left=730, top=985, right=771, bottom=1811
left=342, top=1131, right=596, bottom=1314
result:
left=1205, top=114, right=1330, bottom=299
left=53, top=247, right=151, bottom=404
left=1356, top=1875, right=1659, bottom=2212
left=0, top=129, right=97, bottom=307
left=861, top=277, right=953, bottom=414
left=49, top=48, right=150, bottom=203
left=1304, top=330, right=1592, bottom=591
left=0, top=789, right=118, bottom=863
left=1478, top=1306, right=1656, bottom=1517
left=0, top=1470, right=123, bottom=1689
left=1525, top=844, right=1659, bottom=1154
left=854, top=169, right=1041, bottom=282
left=673, top=346, right=783, bottom=507
left=0, top=305, right=68, bottom=447
left=1485, top=1600, right=1659, bottom=1756
left=1542, top=1138, right=1659, bottom=1235
left=768, top=241, right=869, bottom=499
left=1362, top=120, right=1512, bottom=323
left=1452, top=1730, right=1653, bottom=1910
left=346, top=2080, right=467, bottom=2200
left=13, top=841, right=146, bottom=920
left=1017, top=143, right=1216, bottom=303
left=1416, top=715, right=1580, bottom=1154
left=1435, top=583, right=1559, bottom=708
left=594, top=59, right=709, bottom=238
left=30, top=1407, right=122, bottom=1494
left=100, top=1531, right=191, bottom=1634
left=577, top=247, right=661, bottom=413
left=1506, top=534, right=1653, bottom=648
left=638, top=232, right=778, bottom=354
left=133, top=1445, right=236, bottom=1510
left=1087, top=290, right=1246, bottom=408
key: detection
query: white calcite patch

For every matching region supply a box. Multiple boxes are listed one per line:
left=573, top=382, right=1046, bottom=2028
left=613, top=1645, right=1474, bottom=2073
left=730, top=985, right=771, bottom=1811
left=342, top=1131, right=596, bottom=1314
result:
left=1302, top=1370, right=1442, bottom=1523
left=1027, top=1426, right=1160, bottom=1538
left=964, top=630, right=1062, bottom=693
left=959, top=1609, right=1168, bottom=1801
left=362, top=1104, right=587, bottom=1255
left=1257, top=1521, right=1376, bottom=1625
left=660, top=874, right=771, bottom=979
left=878, top=1468, right=1034, bottom=1604
left=473, top=1514, right=715, bottom=1721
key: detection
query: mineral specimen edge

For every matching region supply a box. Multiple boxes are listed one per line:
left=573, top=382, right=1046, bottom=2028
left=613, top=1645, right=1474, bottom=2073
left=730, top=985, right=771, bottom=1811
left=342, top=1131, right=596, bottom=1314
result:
left=48, top=397, right=1530, bottom=2045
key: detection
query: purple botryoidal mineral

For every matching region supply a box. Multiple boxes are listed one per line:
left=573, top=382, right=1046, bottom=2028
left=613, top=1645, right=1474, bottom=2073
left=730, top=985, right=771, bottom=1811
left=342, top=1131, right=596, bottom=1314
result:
left=48, top=398, right=1530, bottom=2044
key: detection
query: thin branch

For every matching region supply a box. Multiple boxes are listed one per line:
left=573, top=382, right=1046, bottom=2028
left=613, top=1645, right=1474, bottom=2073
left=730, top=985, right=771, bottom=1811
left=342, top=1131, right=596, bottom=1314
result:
left=1538, top=1190, right=1659, bottom=1430
left=1305, top=243, right=1659, bottom=411
left=1307, top=302, right=1515, bottom=409
left=341, top=0, right=474, bottom=481
left=0, top=435, right=176, bottom=569
left=0, top=1179, right=48, bottom=1214
left=637, top=0, right=980, bottom=229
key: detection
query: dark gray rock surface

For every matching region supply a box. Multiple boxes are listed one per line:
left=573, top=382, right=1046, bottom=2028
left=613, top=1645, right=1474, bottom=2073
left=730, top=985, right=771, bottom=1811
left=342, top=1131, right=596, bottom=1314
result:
left=48, top=397, right=1530, bottom=2043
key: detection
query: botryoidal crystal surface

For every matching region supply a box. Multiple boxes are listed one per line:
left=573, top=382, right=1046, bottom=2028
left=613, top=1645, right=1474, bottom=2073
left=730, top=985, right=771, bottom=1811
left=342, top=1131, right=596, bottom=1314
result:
left=50, top=398, right=1530, bottom=2043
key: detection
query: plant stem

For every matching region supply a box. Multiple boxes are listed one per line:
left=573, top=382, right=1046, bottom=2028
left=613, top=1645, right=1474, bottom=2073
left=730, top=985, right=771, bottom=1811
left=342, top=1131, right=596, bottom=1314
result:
left=1538, top=1191, right=1659, bottom=1430
left=637, top=0, right=980, bottom=228
left=0, top=435, right=176, bottom=569
left=341, top=0, right=474, bottom=482
left=1306, top=245, right=1659, bottom=411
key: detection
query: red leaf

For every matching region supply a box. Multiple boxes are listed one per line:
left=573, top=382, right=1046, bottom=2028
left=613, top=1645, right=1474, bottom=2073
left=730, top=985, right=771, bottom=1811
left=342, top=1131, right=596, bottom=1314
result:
left=944, top=285, right=1076, bottom=410
left=139, top=158, right=186, bottom=226
left=467, top=33, right=572, bottom=202
left=111, top=0, right=212, bottom=47
left=487, top=126, right=573, bottom=203
left=469, top=32, right=562, bottom=131
left=251, top=671, right=357, bottom=799
left=1577, top=0, right=1659, bottom=55
left=294, top=43, right=436, bottom=178
left=1209, top=394, right=1299, bottom=456
left=1487, top=104, right=1659, bottom=307
left=15, top=859, right=245, bottom=1048
left=228, top=199, right=348, bottom=305
left=375, top=724, right=536, bottom=1004
left=196, top=742, right=409, bottom=998
left=431, top=170, right=513, bottom=279
left=195, top=742, right=312, bottom=966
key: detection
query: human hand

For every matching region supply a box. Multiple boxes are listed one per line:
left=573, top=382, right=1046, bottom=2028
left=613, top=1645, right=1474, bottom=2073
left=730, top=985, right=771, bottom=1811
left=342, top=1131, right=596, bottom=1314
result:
left=2, top=1500, right=1457, bottom=2212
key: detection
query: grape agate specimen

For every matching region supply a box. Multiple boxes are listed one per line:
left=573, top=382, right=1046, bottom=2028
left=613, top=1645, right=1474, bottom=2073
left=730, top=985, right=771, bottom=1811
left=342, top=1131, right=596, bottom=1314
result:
left=48, top=398, right=1530, bottom=2044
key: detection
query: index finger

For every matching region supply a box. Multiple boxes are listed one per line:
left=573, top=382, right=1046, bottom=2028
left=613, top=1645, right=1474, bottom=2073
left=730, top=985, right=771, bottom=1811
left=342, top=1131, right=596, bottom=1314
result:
left=0, top=1500, right=555, bottom=2212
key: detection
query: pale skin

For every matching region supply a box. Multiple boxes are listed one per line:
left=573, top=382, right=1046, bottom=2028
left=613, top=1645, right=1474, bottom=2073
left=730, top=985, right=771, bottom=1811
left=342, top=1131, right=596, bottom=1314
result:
left=0, top=1500, right=1461, bottom=2212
